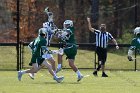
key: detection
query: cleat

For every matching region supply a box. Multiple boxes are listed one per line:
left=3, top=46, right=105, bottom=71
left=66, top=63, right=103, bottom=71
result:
left=93, top=71, right=98, bottom=76
left=56, top=68, right=62, bottom=73
left=54, top=76, right=64, bottom=83
left=77, top=75, right=83, bottom=82
left=18, top=71, right=23, bottom=81
left=28, top=73, right=34, bottom=80
left=102, top=73, right=108, bottom=77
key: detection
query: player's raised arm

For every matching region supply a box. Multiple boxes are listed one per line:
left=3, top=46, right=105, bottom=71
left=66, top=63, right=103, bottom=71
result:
left=87, top=17, right=95, bottom=32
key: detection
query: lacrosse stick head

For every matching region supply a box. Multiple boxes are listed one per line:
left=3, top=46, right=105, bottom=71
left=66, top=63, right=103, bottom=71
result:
left=44, top=7, right=53, bottom=22
left=44, top=7, right=49, bottom=14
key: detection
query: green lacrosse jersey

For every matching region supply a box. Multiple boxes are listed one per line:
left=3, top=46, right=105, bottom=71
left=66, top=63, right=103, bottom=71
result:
left=63, top=27, right=77, bottom=59
left=131, top=35, right=140, bottom=50
left=32, top=36, right=47, bottom=57
left=65, top=27, right=76, bottom=44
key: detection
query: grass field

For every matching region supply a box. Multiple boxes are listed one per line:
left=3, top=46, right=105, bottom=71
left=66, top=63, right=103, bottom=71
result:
left=1, top=46, right=140, bottom=70
left=0, top=70, right=140, bottom=93
left=23, top=47, right=140, bottom=70
left=1, top=46, right=140, bottom=93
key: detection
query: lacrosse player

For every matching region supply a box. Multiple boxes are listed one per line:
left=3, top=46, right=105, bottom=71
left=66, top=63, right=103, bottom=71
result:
left=28, top=23, right=63, bottom=80
left=56, top=20, right=84, bottom=82
left=18, top=28, right=64, bottom=83
left=128, top=27, right=140, bottom=61
left=44, top=7, right=63, bottom=74
left=28, top=7, right=61, bottom=79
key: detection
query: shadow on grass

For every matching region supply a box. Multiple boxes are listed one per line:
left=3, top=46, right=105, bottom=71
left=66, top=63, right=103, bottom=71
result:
left=33, top=81, right=82, bottom=85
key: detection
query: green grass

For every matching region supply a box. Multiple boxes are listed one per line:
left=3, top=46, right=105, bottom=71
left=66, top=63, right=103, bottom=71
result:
left=23, top=46, right=140, bottom=70
left=0, top=46, right=17, bottom=70
left=0, top=70, right=140, bottom=93
left=1, top=46, right=140, bottom=93
left=1, top=46, right=140, bottom=70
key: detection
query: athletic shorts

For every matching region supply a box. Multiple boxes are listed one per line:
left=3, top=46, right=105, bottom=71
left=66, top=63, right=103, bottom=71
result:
left=64, top=44, right=77, bottom=59
left=96, top=47, right=107, bottom=65
left=29, top=54, right=45, bottom=66
left=42, top=54, right=53, bottom=59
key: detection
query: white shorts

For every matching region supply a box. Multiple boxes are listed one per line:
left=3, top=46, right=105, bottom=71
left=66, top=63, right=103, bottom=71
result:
left=42, top=54, right=53, bottom=59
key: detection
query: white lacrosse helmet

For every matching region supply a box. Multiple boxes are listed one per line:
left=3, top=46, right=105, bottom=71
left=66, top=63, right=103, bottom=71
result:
left=38, top=28, right=47, bottom=36
left=63, top=20, right=73, bottom=29
left=134, top=27, right=140, bottom=35
left=43, top=22, right=49, bottom=28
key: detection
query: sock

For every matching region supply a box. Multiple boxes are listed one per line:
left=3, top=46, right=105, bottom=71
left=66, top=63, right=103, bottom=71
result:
left=54, top=71, right=56, bottom=74
left=97, top=65, right=101, bottom=71
left=21, top=70, right=26, bottom=74
left=53, top=73, right=58, bottom=79
left=94, top=71, right=97, bottom=73
left=57, top=64, right=62, bottom=69
left=54, top=72, right=57, bottom=77
left=102, top=72, right=105, bottom=74
left=76, top=70, right=82, bottom=76
left=29, top=73, right=34, bottom=77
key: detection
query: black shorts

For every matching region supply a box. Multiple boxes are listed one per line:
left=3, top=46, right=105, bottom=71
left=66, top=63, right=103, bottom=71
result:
left=96, top=47, right=107, bottom=65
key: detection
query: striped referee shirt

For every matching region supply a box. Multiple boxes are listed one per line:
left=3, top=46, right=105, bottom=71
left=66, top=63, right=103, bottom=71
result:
left=94, top=30, right=114, bottom=48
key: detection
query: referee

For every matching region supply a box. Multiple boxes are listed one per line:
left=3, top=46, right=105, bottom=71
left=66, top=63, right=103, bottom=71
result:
left=87, top=17, right=119, bottom=77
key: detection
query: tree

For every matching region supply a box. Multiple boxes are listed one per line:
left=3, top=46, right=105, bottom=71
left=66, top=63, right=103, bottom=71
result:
left=58, top=0, right=65, bottom=28
left=89, top=0, right=99, bottom=43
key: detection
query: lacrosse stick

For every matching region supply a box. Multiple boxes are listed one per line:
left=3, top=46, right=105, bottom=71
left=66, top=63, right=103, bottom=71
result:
left=43, top=48, right=63, bottom=55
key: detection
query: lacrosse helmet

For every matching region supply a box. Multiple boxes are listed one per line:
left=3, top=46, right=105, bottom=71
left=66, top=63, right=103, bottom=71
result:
left=63, top=20, right=73, bottom=29
left=43, top=22, right=49, bottom=28
left=38, top=28, right=47, bottom=36
left=134, top=27, right=140, bottom=35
